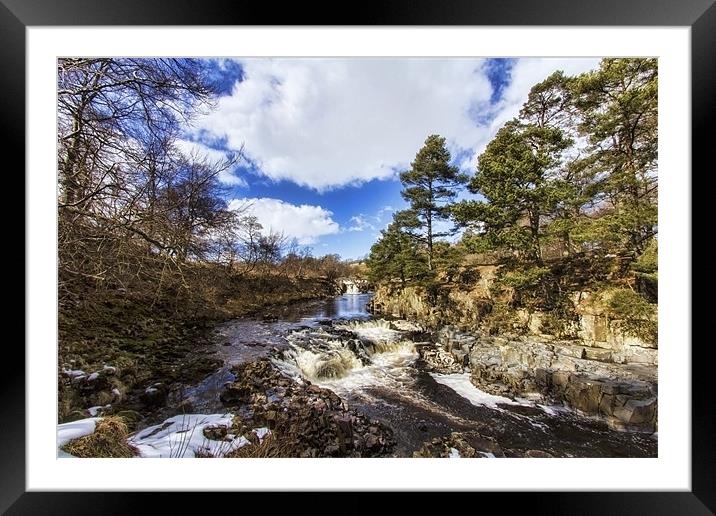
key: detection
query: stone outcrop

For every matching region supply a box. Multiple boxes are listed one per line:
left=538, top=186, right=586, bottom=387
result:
left=220, top=359, right=394, bottom=457
left=369, top=276, right=658, bottom=433
left=413, top=431, right=504, bottom=458
left=416, top=343, right=465, bottom=374
left=441, top=331, right=658, bottom=433
left=536, top=370, right=657, bottom=432
left=370, top=278, right=657, bottom=367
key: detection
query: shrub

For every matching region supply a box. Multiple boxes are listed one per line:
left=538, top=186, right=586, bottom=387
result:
left=61, top=416, right=137, bottom=458
left=606, top=289, right=657, bottom=343
left=224, top=433, right=294, bottom=458
left=539, top=312, right=578, bottom=339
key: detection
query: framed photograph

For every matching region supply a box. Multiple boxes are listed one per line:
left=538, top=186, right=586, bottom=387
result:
left=10, top=0, right=710, bottom=512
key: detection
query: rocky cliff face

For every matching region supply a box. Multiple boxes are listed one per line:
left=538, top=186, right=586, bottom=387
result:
left=370, top=273, right=657, bottom=366
left=411, top=327, right=658, bottom=433
left=370, top=277, right=658, bottom=433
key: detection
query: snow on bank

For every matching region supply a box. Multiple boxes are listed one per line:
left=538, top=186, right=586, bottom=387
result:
left=87, top=404, right=111, bottom=416
left=430, top=372, right=525, bottom=410
left=57, top=418, right=101, bottom=458
left=58, top=414, right=270, bottom=458
left=129, top=413, right=266, bottom=458
left=431, top=373, right=568, bottom=418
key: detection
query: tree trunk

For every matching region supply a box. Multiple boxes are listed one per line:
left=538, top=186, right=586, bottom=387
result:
left=427, top=211, right=433, bottom=271
left=530, top=208, right=542, bottom=264
left=427, top=180, right=434, bottom=271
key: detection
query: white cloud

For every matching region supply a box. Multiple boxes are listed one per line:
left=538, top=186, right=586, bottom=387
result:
left=228, top=197, right=339, bottom=244
left=191, top=58, right=601, bottom=190
left=456, top=58, right=603, bottom=170
left=348, top=215, right=377, bottom=232
left=175, top=139, right=247, bottom=187
left=483, top=58, right=602, bottom=147
left=191, top=58, right=492, bottom=190
left=377, top=205, right=395, bottom=218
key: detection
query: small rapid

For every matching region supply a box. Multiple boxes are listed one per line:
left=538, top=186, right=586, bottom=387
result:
left=272, top=320, right=418, bottom=389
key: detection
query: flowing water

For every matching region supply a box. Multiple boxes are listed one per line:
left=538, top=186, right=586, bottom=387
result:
left=169, top=293, right=657, bottom=457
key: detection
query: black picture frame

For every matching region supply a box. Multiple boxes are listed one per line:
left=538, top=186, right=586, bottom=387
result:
left=6, top=0, right=710, bottom=513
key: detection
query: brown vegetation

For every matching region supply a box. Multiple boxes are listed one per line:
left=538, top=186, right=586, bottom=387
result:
left=56, top=58, right=357, bottom=421
left=61, top=417, right=137, bottom=458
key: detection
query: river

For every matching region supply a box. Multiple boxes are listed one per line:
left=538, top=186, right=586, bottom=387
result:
left=162, top=293, right=656, bottom=457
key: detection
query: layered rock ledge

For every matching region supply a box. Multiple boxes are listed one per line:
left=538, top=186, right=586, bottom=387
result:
left=419, top=327, right=657, bottom=433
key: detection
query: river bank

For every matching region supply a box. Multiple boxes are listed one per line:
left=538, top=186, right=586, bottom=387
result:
left=58, top=275, right=340, bottom=424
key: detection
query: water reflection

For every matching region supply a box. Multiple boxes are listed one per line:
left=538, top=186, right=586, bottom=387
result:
left=307, top=293, right=373, bottom=320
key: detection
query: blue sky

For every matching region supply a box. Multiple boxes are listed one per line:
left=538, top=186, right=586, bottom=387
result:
left=179, top=57, right=601, bottom=260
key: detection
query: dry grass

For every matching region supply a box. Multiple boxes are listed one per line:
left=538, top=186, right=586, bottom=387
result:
left=224, top=433, right=296, bottom=458
left=61, top=416, right=138, bottom=458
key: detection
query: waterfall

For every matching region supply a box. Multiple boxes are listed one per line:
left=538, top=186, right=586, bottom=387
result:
left=343, top=280, right=360, bottom=295
left=273, top=321, right=416, bottom=383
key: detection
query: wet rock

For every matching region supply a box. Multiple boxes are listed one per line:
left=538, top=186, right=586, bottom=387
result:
left=414, top=431, right=503, bottom=458
left=389, top=320, right=424, bottom=332
left=524, top=449, right=554, bottom=458
left=219, top=359, right=394, bottom=457
left=417, top=344, right=464, bottom=374
left=465, top=335, right=658, bottom=432
left=140, top=383, right=168, bottom=407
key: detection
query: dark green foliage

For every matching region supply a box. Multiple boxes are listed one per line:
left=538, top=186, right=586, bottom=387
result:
left=399, top=135, right=469, bottom=270
left=570, top=58, right=658, bottom=255
left=631, top=239, right=658, bottom=301
left=366, top=221, right=429, bottom=287
left=368, top=59, right=658, bottom=338
left=606, top=289, right=658, bottom=343
left=453, top=119, right=571, bottom=263
left=481, top=302, right=524, bottom=336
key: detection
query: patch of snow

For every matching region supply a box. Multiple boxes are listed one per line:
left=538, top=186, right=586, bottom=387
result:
left=129, top=413, right=250, bottom=458
left=537, top=404, right=570, bottom=416
left=87, top=405, right=111, bottom=416
left=103, top=365, right=117, bottom=374
left=144, top=387, right=158, bottom=394
left=254, top=427, right=271, bottom=441
left=57, top=418, right=101, bottom=457
left=448, top=447, right=460, bottom=458
left=87, top=372, right=100, bottom=381
left=430, top=372, right=528, bottom=410
left=111, top=388, right=121, bottom=397
left=62, top=368, right=86, bottom=379
left=479, top=452, right=496, bottom=458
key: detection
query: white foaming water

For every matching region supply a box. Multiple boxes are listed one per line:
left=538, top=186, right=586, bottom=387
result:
left=335, top=319, right=402, bottom=343
left=316, top=344, right=418, bottom=394
left=273, top=320, right=418, bottom=393
left=293, top=347, right=364, bottom=381
left=344, top=282, right=360, bottom=295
